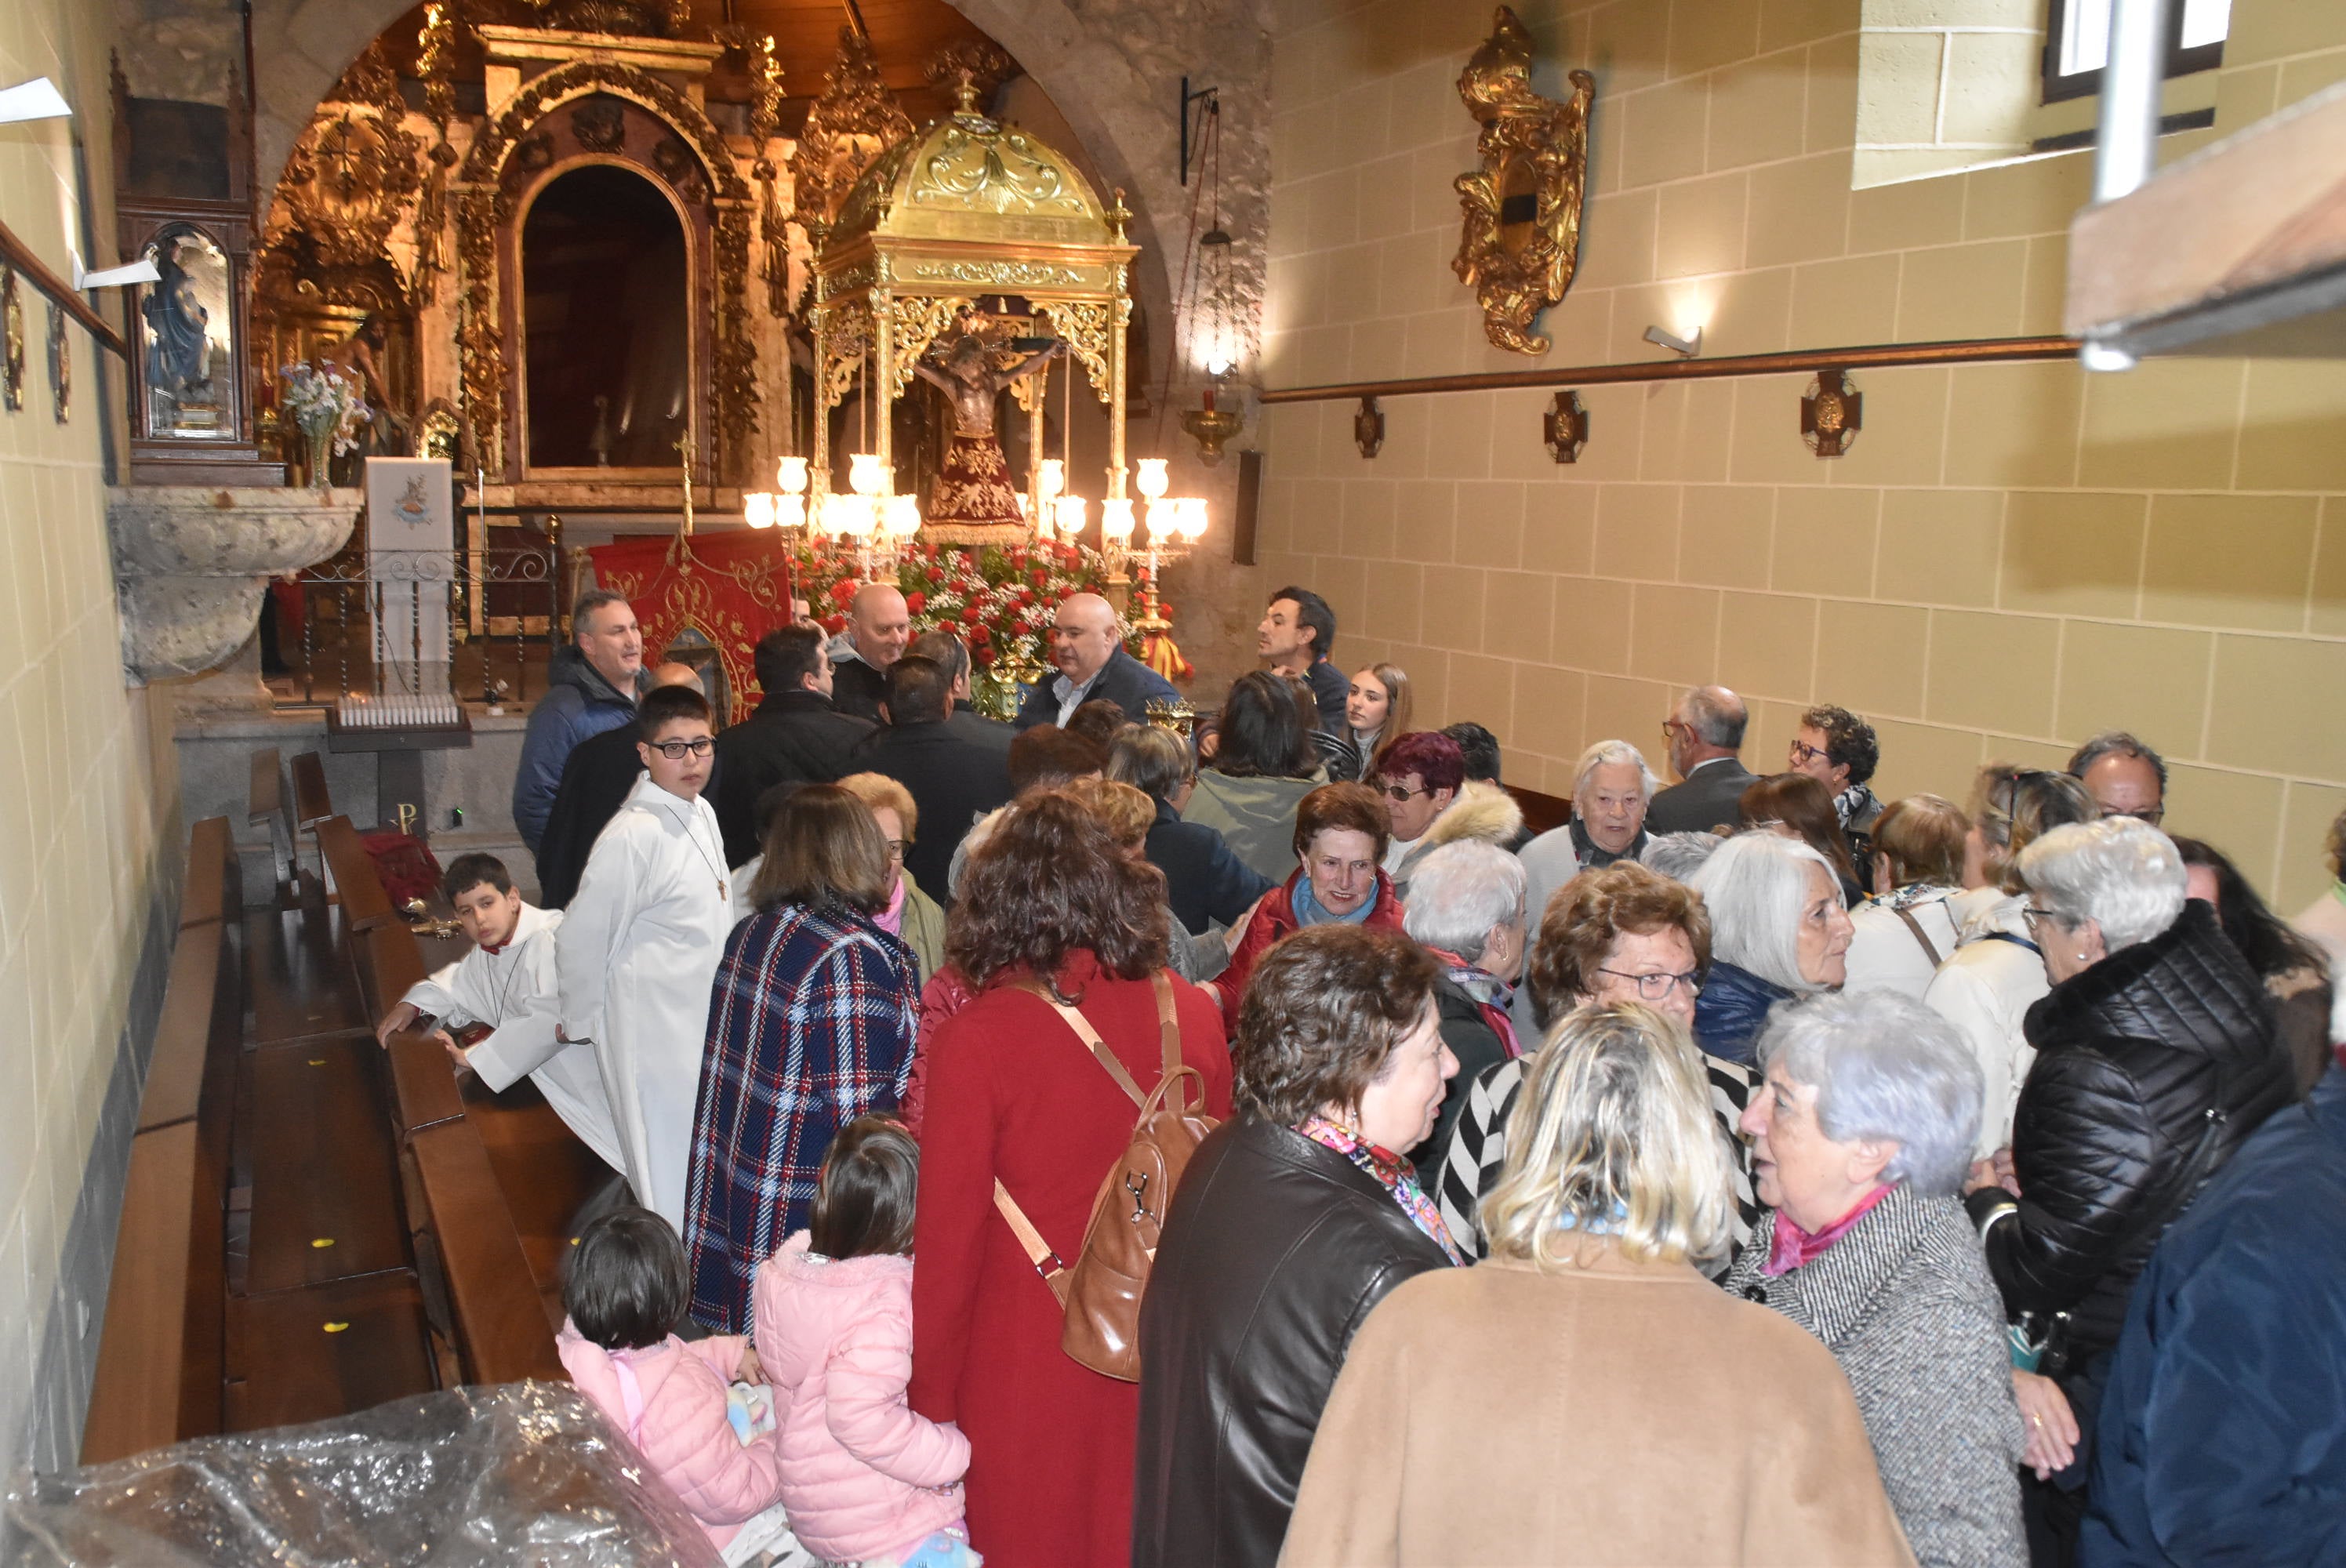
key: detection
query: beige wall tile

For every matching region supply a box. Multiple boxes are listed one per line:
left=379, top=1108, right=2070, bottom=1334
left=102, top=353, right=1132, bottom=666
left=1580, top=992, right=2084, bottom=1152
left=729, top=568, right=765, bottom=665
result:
left=1578, top=188, right=1660, bottom=289
left=2238, top=361, right=2346, bottom=493
left=2054, top=620, right=2214, bottom=758
left=1869, top=718, right=1988, bottom=804
left=1708, top=49, right=1811, bottom=169
left=1896, top=240, right=2030, bottom=341
left=1586, top=0, right=1675, bottom=98
left=1585, top=673, right=1680, bottom=757
left=1595, top=482, right=1683, bottom=579
left=2016, top=234, right=2071, bottom=337
left=1669, top=0, right=1763, bottom=77
left=1630, top=583, right=1725, bottom=684
left=1640, top=379, right=1741, bottom=485
left=2213, top=60, right=2282, bottom=130
left=1424, top=393, right=1500, bottom=480
left=2207, top=634, right=2346, bottom=780
left=2311, top=499, right=2346, bottom=637
left=1748, top=152, right=1854, bottom=268
left=1512, top=665, right=1593, bottom=768
left=1789, top=252, right=1902, bottom=346
left=1745, top=699, right=1809, bottom=773
left=1454, top=481, right=1530, bottom=570
left=1386, top=642, right=1454, bottom=727
left=1937, top=29, right=2044, bottom=144
left=2275, top=780, right=2346, bottom=913
left=2142, top=493, right=2319, bottom=633
left=1705, top=265, right=1796, bottom=357
left=1855, top=31, right=1941, bottom=143
left=2224, top=0, right=2346, bottom=68
left=1556, top=574, right=1637, bottom=674
left=1926, top=609, right=2061, bottom=732
left=1877, top=488, right=2003, bottom=608
left=2165, top=765, right=2286, bottom=885
left=1806, top=29, right=1864, bottom=154
left=1716, top=590, right=1821, bottom=699
left=1619, top=82, right=1713, bottom=189
left=1960, top=148, right=2093, bottom=242
left=2076, top=358, right=2248, bottom=492
left=1487, top=570, right=1560, bottom=662
left=1731, top=376, right=1831, bottom=484
left=1339, top=478, right=1401, bottom=561
left=1944, top=361, right=2083, bottom=491
left=1365, top=557, right=1426, bottom=643
left=1656, top=171, right=1752, bottom=278
left=1774, top=485, right=1880, bottom=597
left=1815, top=600, right=1930, bottom=717
left=1847, top=171, right=1966, bottom=254
left=2278, top=49, right=2346, bottom=107
left=1447, top=653, right=1521, bottom=733
left=1678, top=485, right=1778, bottom=590
left=1828, top=366, right=1952, bottom=487
left=1761, top=0, right=1855, bottom=52
left=1522, top=482, right=1601, bottom=576
left=1391, top=476, right=1456, bottom=561
left=1565, top=383, right=1654, bottom=483
left=1419, top=564, right=1491, bottom=652
left=1999, top=491, right=2146, bottom=619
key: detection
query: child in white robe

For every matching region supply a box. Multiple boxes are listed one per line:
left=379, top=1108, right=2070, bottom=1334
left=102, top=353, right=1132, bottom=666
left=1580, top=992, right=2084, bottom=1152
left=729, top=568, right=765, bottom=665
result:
left=557, top=684, right=734, bottom=1229
left=376, top=853, right=625, bottom=1174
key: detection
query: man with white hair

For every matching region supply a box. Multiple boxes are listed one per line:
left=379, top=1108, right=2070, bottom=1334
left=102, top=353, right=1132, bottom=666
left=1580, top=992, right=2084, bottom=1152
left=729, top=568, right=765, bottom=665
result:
left=1648, top=684, right=1755, bottom=835
left=826, top=581, right=910, bottom=721
left=1012, top=590, right=1179, bottom=730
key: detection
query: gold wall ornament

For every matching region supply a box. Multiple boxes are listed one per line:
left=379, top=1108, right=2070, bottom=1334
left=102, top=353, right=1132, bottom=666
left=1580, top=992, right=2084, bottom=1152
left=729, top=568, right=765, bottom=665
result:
left=510, top=0, right=690, bottom=35
left=790, top=27, right=917, bottom=248
left=1452, top=7, right=1596, bottom=356
left=888, top=296, right=973, bottom=397
left=45, top=300, right=67, bottom=423
left=280, top=43, right=424, bottom=273
left=816, top=295, right=873, bottom=409
left=711, top=202, right=760, bottom=477
left=1543, top=388, right=1588, bottom=461
left=1035, top=299, right=1113, bottom=404
left=2, top=263, right=22, bottom=412
left=412, top=1, right=461, bottom=307
left=1801, top=369, right=1863, bottom=457
left=454, top=188, right=504, bottom=474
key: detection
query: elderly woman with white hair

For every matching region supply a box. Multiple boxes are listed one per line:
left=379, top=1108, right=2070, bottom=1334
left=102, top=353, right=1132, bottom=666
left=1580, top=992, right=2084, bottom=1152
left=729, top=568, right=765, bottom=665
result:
left=1512, top=739, right=1659, bottom=1037
left=1963, top=818, right=2297, bottom=1557
left=1685, top=833, right=1854, bottom=1067
left=1398, top=839, right=1527, bottom=1167
left=1280, top=1004, right=1913, bottom=1566
left=1722, top=989, right=2025, bottom=1568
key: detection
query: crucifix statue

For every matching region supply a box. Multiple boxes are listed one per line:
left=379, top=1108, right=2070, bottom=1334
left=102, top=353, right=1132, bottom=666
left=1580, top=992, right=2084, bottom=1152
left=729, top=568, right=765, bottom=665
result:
left=914, top=330, right=1064, bottom=533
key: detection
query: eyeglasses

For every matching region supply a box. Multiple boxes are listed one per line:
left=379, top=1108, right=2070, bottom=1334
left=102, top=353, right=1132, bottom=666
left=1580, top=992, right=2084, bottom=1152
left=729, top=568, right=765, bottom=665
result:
left=883, top=839, right=908, bottom=862
left=1375, top=782, right=1426, bottom=802
left=1660, top=718, right=1686, bottom=739
left=2021, top=906, right=2065, bottom=938
left=1789, top=740, right=1828, bottom=767
left=648, top=737, right=715, bottom=760
left=1596, top=967, right=1701, bottom=1001
left=2109, top=807, right=2166, bottom=827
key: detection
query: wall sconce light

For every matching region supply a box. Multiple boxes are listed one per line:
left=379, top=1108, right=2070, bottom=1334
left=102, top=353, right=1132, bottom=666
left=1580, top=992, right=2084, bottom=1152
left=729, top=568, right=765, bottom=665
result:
left=1353, top=396, right=1385, bottom=459
left=1801, top=369, right=1863, bottom=458
left=1542, top=390, right=1589, bottom=463
left=1643, top=324, right=1701, bottom=358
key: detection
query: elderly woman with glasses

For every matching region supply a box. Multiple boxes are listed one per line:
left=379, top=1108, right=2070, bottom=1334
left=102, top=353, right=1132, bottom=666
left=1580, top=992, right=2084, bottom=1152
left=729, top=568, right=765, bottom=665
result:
left=1217, top=782, right=1407, bottom=1026
left=830, top=772, right=944, bottom=979
left=1964, top=818, right=2296, bottom=1557
left=1433, top=860, right=1762, bottom=1259
left=1721, top=989, right=2025, bottom=1568
left=1684, top=832, right=1854, bottom=1067
left=1281, top=1004, right=1913, bottom=1567
left=1396, top=840, right=1527, bottom=1167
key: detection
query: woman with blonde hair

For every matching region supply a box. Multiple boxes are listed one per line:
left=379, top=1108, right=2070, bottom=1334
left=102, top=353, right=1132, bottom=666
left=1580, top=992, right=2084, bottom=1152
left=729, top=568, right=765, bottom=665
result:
left=1281, top=1003, right=1913, bottom=1566
left=834, top=771, right=945, bottom=979
left=1341, top=662, right=1411, bottom=781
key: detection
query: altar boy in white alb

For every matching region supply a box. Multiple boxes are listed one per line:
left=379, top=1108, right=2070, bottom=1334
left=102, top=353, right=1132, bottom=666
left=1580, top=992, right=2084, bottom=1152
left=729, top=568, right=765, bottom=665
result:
left=556, top=684, right=733, bottom=1229
left=375, top=853, right=625, bottom=1175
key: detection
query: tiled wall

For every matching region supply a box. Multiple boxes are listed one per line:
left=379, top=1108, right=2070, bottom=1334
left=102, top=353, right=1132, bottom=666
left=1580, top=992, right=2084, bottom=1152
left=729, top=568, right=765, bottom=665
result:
left=0, top=0, right=182, bottom=1475
left=1256, top=0, right=2346, bottom=910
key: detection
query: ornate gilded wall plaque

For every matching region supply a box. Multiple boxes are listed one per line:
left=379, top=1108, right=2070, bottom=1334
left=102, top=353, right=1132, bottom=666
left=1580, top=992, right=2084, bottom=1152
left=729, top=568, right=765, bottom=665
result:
left=1, top=264, right=22, bottom=412
left=46, top=301, right=67, bottom=422
left=1453, top=7, right=1596, bottom=355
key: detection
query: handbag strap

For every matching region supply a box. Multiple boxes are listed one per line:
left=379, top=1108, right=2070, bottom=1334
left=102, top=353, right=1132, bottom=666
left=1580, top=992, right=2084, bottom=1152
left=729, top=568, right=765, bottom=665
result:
left=1891, top=903, right=1945, bottom=967
left=1011, top=978, right=1147, bottom=1108
left=991, top=1180, right=1070, bottom=1303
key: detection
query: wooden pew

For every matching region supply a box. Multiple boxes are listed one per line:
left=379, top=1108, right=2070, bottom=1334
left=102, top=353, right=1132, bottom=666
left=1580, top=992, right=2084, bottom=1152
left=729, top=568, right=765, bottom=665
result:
left=1507, top=782, right=1571, bottom=839
left=290, top=750, right=333, bottom=892
left=249, top=746, right=303, bottom=905
left=316, top=815, right=398, bottom=935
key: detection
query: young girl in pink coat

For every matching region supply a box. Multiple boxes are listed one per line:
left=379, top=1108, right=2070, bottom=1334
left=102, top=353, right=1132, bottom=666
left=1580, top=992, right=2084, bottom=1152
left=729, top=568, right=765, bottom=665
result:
left=557, top=1207, right=797, bottom=1565
left=756, top=1116, right=977, bottom=1567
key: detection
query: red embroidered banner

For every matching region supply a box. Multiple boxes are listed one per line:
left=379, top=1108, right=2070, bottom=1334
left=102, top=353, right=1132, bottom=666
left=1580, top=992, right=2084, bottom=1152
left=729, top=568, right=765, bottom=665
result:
left=586, top=532, right=794, bottom=720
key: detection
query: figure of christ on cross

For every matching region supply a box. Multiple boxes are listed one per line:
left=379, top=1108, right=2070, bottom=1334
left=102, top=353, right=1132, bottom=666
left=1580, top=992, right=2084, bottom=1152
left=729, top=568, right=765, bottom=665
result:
left=913, top=331, right=1066, bottom=535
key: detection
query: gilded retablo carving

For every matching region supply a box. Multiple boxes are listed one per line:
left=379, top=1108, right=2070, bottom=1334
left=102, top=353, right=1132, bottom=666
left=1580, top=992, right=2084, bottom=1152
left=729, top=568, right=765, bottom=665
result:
left=1452, top=6, right=1596, bottom=356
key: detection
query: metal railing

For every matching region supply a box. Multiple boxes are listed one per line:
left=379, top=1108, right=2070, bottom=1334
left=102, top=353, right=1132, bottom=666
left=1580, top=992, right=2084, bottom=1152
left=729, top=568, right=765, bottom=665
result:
left=279, top=544, right=561, bottom=709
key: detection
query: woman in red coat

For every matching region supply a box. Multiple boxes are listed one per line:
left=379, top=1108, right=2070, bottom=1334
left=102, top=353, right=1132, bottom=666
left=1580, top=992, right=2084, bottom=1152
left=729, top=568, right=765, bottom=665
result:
left=910, top=790, right=1233, bottom=1568
left=1218, top=781, right=1409, bottom=1028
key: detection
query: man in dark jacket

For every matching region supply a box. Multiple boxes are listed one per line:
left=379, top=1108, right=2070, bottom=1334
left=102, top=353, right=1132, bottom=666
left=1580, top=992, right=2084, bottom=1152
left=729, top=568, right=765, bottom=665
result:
left=512, top=588, right=646, bottom=852
left=2082, top=1062, right=2346, bottom=1566
left=1646, top=684, right=1755, bottom=836
left=1012, top=591, right=1179, bottom=730
left=907, top=627, right=1013, bottom=761
left=823, top=583, right=910, bottom=721
left=848, top=655, right=1013, bottom=904
left=711, top=624, right=875, bottom=866
left=533, top=662, right=706, bottom=908
left=1103, top=721, right=1274, bottom=935
left=1259, top=585, right=1347, bottom=733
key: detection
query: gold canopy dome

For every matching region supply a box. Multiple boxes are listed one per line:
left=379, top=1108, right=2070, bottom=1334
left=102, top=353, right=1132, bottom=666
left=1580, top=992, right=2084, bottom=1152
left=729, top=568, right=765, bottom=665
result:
left=827, top=82, right=1122, bottom=249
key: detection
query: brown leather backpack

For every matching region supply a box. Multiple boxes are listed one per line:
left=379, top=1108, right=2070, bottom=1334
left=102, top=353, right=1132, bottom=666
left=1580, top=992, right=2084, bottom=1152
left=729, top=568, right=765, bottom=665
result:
left=991, top=971, right=1218, bottom=1381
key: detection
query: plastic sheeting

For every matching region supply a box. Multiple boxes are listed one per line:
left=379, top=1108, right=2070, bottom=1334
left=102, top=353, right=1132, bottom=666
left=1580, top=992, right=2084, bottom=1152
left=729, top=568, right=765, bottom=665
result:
left=4, top=1381, right=724, bottom=1567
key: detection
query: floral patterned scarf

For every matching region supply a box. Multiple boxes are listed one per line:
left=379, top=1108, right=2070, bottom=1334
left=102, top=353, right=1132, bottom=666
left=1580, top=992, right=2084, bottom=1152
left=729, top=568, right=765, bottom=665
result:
left=1296, top=1113, right=1465, bottom=1265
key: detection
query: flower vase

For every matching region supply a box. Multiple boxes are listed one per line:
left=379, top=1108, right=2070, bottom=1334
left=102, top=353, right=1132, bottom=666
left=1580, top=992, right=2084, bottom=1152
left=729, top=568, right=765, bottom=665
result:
left=303, top=428, right=332, bottom=490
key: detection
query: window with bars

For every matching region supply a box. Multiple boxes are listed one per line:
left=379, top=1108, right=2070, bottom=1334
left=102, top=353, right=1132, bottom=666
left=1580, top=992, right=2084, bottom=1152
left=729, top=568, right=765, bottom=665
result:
left=2043, top=0, right=2232, bottom=103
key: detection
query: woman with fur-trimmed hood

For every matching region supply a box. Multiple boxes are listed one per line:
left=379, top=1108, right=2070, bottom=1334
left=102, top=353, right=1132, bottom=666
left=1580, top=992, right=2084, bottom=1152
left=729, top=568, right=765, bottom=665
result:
left=1370, top=731, right=1526, bottom=899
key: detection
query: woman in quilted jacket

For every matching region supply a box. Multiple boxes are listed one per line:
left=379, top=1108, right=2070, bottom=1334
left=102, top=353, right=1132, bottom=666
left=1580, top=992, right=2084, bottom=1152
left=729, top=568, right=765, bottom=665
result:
left=555, top=1207, right=794, bottom=1565
left=755, top=1116, right=975, bottom=1568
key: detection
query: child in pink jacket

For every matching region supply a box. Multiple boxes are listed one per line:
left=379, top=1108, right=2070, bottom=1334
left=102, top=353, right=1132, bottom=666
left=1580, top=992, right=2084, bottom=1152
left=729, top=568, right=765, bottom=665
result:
left=558, top=1207, right=797, bottom=1565
left=756, top=1116, right=976, bottom=1567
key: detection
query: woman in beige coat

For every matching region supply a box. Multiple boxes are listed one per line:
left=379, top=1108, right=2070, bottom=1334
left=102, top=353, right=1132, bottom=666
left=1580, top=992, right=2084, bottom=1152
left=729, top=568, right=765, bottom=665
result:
left=1280, top=1003, right=1916, bottom=1568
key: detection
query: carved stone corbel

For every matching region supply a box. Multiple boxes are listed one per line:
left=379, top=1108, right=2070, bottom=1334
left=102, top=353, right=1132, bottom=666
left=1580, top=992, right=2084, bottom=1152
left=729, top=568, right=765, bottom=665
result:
left=107, top=487, right=363, bottom=683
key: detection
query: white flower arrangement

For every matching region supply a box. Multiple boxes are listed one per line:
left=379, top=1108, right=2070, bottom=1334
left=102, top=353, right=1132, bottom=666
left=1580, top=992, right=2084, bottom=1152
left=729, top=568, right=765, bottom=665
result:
left=278, top=361, right=370, bottom=456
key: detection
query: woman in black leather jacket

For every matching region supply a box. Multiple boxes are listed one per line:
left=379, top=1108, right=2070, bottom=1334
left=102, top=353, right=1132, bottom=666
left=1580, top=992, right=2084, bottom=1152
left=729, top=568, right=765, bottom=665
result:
left=1966, top=818, right=2294, bottom=1563
left=1132, top=925, right=1462, bottom=1568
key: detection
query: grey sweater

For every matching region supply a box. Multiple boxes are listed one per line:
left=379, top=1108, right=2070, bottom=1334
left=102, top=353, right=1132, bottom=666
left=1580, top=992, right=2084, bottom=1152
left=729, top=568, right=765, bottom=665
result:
left=1720, top=1183, right=2026, bottom=1568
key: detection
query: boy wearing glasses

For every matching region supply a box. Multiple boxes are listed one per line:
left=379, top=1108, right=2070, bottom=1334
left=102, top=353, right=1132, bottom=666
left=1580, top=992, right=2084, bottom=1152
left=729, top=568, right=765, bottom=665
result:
left=557, top=684, right=733, bottom=1227
left=375, top=853, right=624, bottom=1178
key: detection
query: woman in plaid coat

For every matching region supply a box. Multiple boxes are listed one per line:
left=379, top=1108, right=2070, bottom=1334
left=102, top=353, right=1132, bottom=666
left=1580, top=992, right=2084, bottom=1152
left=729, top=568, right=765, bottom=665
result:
left=685, top=784, right=921, bottom=1334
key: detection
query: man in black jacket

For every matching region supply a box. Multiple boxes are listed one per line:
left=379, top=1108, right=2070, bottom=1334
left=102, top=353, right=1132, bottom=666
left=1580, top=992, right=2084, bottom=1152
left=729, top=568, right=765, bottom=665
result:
left=1012, top=591, right=1180, bottom=730
left=1103, top=722, right=1273, bottom=934
left=907, top=627, right=1013, bottom=763
left=1259, top=585, right=1348, bottom=734
left=1646, top=684, right=1756, bottom=835
left=711, top=624, right=873, bottom=866
left=532, top=662, right=706, bottom=907
left=849, top=655, right=1014, bottom=904
left=823, top=583, right=910, bottom=721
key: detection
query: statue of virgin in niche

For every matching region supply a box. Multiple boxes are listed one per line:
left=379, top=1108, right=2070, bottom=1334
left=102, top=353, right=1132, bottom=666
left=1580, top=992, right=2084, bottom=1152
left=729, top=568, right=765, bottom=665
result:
left=913, top=330, right=1063, bottom=538
left=142, top=233, right=223, bottom=434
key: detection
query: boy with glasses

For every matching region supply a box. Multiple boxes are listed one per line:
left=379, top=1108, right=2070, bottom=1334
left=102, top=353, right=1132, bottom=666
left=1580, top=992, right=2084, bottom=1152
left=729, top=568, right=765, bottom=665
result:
left=557, top=684, right=733, bottom=1228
